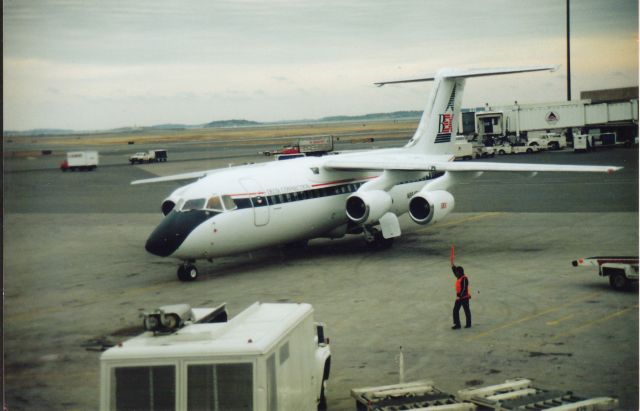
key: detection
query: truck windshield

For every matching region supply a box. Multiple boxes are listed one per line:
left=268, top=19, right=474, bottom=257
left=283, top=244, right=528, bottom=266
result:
left=112, top=365, right=175, bottom=410
left=187, top=363, right=253, bottom=410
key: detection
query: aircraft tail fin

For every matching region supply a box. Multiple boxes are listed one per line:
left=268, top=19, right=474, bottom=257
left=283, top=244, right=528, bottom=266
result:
left=375, top=65, right=558, bottom=156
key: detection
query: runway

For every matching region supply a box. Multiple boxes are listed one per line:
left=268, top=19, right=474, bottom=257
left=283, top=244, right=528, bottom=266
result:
left=4, top=146, right=638, bottom=410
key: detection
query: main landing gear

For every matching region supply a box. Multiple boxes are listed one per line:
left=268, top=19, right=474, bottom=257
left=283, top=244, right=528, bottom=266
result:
left=177, top=261, right=198, bottom=282
left=364, top=226, right=394, bottom=250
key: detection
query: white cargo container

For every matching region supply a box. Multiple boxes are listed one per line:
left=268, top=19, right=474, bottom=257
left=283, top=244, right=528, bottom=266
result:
left=99, top=302, right=331, bottom=411
left=298, top=135, right=334, bottom=155
left=60, top=151, right=99, bottom=171
left=454, top=138, right=473, bottom=160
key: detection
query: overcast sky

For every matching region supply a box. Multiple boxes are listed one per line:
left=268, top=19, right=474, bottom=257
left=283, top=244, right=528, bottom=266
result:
left=4, top=0, right=638, bottom=131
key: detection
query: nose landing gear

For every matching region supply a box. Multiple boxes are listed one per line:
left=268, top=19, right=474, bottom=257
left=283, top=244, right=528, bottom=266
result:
left=177, top=262, right=198, bottom=282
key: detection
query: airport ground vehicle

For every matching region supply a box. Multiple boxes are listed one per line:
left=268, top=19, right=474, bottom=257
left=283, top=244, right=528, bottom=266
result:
left=473, top=145, right=495, bottom=158
left=263, top=136, right=334, bottom=156
left=129, top=149, right=168, bottom=164
left=351, top=378, right=617, bottom=410
left=573, top=134, right=594, bottom=151
left=454, top=139, right=473, bottom=160
left=99, top=302, right=331, bottom=411
left=510, top=141, right=539, bottom=154
left=527, top=132, right=567, bottom=150
left=572, top=256, right=639, bottom=290
left=60, top=151, right=99, bottom=171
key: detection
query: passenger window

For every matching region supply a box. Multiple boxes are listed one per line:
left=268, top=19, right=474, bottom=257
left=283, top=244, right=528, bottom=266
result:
left=206, top=196, right=224, bottom=211
left=182, top=198, right=205, bottom=211
left=221, top=195, right=237, bottom=210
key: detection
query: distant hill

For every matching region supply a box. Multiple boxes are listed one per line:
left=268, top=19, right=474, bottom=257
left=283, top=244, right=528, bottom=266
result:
left=203, top=119, right=261, bottom=128
left=4, top=128, right=76, bottom=137
left=319, top=111, right=421, bottom=122
left=4, top=111, right=421, bottom=137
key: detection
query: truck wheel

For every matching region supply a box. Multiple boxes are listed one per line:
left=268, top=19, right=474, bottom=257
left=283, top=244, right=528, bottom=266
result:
left=498, top=150, right=506, bottom=155
left=609, top=272, right=629, bottom=290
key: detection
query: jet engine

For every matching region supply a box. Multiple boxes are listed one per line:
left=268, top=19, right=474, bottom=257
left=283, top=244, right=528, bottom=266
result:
left=345, top=190, right=392, bottom=225
left=161, top=198, right=177, bottom=215
left=408, top=190, right=454, bottom=225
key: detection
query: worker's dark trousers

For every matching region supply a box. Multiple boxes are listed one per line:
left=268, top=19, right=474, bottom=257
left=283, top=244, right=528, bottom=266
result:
left=453, top=299, right=471, bottom=327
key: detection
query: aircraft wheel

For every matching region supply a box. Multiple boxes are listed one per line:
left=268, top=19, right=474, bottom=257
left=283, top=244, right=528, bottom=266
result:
left=177, top=264, right=198, bottom=282
left=365, top=228, right=393, bottom=250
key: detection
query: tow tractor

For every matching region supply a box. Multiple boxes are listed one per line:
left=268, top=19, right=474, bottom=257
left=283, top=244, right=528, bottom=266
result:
left=572, top=256, right=639, bottom=290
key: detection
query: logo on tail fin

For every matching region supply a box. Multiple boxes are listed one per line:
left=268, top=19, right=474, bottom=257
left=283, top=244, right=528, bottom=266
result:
left=435, top=113, right=453, bottom=143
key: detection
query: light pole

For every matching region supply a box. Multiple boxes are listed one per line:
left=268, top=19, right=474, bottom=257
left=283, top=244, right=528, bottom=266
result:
left=566, top=0, right=571, bottom=101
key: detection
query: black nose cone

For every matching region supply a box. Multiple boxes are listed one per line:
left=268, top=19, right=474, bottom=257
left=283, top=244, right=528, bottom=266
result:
left=145, top=210, right=213, bottom=257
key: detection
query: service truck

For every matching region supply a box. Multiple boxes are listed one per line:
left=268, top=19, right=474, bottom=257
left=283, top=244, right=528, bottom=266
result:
left=99, top=302, right=331, bottom=411
left=454, top=138, right=473, bottom=160
left=298, top=135, right=334, bottom=155
left=60, top=151, right=99, bottom=171
left=572, top=256, right=639, bottom=290
left=129, top=149, right=168, bottom=164
left=263, top=136, right=334, bottom=157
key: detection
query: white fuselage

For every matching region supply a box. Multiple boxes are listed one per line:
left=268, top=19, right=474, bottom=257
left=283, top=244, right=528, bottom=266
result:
left=148, top=153, right=444, bottom=261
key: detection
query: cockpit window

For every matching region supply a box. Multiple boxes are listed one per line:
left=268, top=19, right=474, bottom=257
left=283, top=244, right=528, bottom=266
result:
left=182, top=198, right=205, bottom=211
left=221, top=195, right=237, bottom=210
left=206, top=196, right=223, bottom=212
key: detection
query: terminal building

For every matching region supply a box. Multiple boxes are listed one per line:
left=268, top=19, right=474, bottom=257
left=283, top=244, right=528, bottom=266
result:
left=461, top=86, right=638, bottom=144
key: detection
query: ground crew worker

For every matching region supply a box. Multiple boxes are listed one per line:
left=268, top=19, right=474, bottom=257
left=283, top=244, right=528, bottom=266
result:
left=452, top=265, right=472, bottom=329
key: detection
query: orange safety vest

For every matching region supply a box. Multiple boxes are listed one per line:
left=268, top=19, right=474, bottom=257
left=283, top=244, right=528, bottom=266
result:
left=455, top=275, right=471, bottom=300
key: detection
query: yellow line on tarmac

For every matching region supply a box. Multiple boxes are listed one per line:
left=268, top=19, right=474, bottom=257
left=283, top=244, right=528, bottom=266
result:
left=413, top=212, right=504, bottom=234
left=546, top=314, right=574, bottom=326
left=556, top=304, right=639, bottom=338
left=464, top=291, right=602, bottom=341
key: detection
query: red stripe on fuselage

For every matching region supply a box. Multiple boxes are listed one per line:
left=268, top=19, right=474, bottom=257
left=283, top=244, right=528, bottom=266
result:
left=311, top=176, right=377, bottom=188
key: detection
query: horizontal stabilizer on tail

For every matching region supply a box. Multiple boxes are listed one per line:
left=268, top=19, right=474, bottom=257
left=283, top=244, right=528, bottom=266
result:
left=375, top=65, right=559, bottom=86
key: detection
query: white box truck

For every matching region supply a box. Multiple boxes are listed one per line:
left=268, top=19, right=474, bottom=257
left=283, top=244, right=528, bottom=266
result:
left=129, top=149, right=168, bottom=164
left=60, top=151, right=99, bottom=171
left=99, top=302, right=331, bottom=411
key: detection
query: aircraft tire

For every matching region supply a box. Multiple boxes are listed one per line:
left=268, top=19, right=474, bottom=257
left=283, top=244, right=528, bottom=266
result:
left=365, top=228, right=393, bottom=250
left=177, top=264, right=198, bottom=282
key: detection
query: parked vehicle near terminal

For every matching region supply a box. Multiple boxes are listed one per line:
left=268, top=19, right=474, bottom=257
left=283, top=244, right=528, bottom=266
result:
left=99, top=302, right=331, bottom=411
left=60, top=151, right=99, bottom=171
left=454, top=138, right=473, bottom=160
left=511, top=141, right=540, bottom=154
left=129, top=149, right=168, bottom=164
left=572, top=256, right=639, bottom=290
left=527, top=132, right=567, bottom=150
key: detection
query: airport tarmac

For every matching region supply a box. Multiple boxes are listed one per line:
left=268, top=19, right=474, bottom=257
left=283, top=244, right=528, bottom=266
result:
left=3, top=146, right=639, bottom=410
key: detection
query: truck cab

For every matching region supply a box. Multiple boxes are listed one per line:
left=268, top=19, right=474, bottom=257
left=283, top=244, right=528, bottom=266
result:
left=100, top=302, right=330, bottom=411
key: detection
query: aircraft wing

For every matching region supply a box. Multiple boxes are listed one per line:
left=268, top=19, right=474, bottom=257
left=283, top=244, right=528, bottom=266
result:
left=131, top=170, right=211, bottom=185
left=322, top=153, right=622, bottom=174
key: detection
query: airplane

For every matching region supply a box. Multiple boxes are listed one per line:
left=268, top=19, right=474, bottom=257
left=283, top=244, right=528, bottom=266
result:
left=132, top=65, right=622, bottom=281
